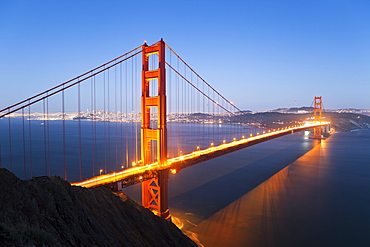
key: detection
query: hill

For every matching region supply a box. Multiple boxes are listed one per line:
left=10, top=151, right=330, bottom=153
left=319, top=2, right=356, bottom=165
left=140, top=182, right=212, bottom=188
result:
left=0, top=168, right=197, bottom=247
left=247, top=112, right=370, bottom=132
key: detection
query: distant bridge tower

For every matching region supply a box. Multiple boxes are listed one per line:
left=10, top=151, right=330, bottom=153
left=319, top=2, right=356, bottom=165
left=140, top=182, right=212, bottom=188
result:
left=140, top=39, right=170, bottom=220
left=312, top=96, right=323, bottom=139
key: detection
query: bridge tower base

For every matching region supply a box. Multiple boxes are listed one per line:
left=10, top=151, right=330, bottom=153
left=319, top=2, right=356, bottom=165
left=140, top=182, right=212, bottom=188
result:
left=140, top=40, right=170, bottom=220
left=142, top=170, right=170, bottom=219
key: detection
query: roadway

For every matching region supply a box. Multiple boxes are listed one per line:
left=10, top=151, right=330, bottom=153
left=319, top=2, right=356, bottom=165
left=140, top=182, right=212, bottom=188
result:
left=71, top=122, right=329, bottom=189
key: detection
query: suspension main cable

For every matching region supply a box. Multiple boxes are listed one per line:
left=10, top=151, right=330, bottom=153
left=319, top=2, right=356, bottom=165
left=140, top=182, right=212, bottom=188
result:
left=165, top=62, right=269, bottom=129
left=0, top=46, right=143, bottom=117
left=0, top=52, right=143, bottom=119
left=165, top=43, right=270, bottom=129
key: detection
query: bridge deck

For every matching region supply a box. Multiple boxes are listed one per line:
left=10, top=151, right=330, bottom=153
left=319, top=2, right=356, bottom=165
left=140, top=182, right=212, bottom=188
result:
left=71, top=123, right=329, bottom=190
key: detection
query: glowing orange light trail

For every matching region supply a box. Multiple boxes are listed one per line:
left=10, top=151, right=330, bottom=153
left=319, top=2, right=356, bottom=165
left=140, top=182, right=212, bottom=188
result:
left=71, top=122, right=329, bottom=189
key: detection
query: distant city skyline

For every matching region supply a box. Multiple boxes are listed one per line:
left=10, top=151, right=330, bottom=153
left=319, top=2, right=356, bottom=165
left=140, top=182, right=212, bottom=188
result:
left=1, top=0, right=369, bottom=111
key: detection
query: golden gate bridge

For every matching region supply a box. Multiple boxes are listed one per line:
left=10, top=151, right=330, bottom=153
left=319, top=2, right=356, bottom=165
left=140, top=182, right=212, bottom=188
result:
left=0, top=39, right=329, bottom=220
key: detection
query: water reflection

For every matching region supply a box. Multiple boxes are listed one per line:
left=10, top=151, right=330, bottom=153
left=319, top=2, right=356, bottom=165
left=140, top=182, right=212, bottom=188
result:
left=183, top=139, right=327, bottom=247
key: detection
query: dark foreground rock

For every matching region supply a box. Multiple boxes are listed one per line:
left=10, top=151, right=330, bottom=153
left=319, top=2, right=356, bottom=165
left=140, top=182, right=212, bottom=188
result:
left=0, top=168, right=197, bottom=247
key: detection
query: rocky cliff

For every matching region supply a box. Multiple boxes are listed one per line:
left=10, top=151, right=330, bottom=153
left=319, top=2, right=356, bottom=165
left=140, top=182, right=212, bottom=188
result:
left=0, top=168, right=197, bottom=247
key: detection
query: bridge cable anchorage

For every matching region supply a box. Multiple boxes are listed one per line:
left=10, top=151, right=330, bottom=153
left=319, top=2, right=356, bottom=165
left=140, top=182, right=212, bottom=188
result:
left=165, top=43, right=272, bottom=130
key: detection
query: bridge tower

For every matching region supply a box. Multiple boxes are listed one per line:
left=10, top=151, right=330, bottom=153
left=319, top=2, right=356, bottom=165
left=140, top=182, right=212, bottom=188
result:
left=140, top=39, right=170, bottom=220
left=312, top=96, right=323, bottom=139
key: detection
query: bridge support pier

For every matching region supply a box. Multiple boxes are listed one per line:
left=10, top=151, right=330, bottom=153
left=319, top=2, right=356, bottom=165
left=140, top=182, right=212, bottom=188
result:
left=142, top=169, right=170, bottom=220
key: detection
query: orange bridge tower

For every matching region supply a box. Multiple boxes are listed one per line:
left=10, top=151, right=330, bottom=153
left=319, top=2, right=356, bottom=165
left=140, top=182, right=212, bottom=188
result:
left=312, top=96, right=323, bottom=139
left=140, top=39, right=170, bottom=220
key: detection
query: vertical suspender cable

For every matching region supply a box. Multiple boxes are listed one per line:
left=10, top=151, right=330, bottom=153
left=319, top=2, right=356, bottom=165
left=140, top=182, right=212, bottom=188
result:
left=135, top=55, right=138, bottom=163
left=78, top=82, right=82, bottom=180
left=107, top=69, right=111, bottom=172
left=115, top=61, right=118, bottom=171
left=202, top=78, right=205, bottom=148
left=90, top=75, right=94, bottom=177
left=176, top=60, right=182, bottom=152
left=125, top=57, right=128, bottom=168
left=197, top=77, right=200, bottom=149
left=46, top=94, right=50, bottom=176
left=8, top=110, right=13, bottom=172
left=62, top=88, right=66, bottom=180
left=91, top=74, right=96, bottom=177
left=43, top=99, right=47, bottom=176
left=208, top=86, right=211, bottom=146
left=169, top=50, right=173, bottom=157
left=131, top=56, right=134, bottom=166
left=167, top=49, right=171, bottom=157
left=22, top=108, right=26, bottom=179
left=93, top=76, right=97, bottom=175
left=176, top=57, right=179, bottom=155
left=103, top=69, right=107, bottom=173
left=119, top=62, right=123, bottom=169
left=212, top=90, right=215, bottom=145
left=28, top=101, right=33, bottom=178
left=183, top=62, right=186, bottom=152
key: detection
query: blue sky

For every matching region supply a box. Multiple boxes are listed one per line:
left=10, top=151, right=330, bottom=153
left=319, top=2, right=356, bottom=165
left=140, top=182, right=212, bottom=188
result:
left=1, top=0, right=369, bottom=111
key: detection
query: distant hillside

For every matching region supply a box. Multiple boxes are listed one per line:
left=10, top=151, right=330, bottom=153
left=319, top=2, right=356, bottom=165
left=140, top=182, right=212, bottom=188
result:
left=246, top=112, right=370, bottom=132
left=272, top=106, right=313, bottom=113
left=0, top=169, right=196, bottom=247
left=325, top=112, right=370, bottom=131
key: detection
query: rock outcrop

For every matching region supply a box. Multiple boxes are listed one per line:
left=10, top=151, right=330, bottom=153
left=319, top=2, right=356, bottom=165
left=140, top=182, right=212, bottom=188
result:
left=0, top=168, right=197, bottom=247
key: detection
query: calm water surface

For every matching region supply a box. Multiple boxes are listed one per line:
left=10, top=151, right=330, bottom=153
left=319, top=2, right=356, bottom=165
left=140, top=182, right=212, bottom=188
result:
left=0, top=119, right=253, bottom=181
left=160, top=130, right=370, bottom=247
left=2, top=117, right=369, bottom=246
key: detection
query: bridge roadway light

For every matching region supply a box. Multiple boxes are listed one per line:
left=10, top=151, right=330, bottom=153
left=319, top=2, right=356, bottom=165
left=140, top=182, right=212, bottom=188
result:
left=99, top=169, right=103, bottom=175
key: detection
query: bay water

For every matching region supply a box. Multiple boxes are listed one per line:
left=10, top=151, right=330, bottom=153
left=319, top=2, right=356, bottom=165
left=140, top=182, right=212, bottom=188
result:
left=1, top=117, right=369, bottom=246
